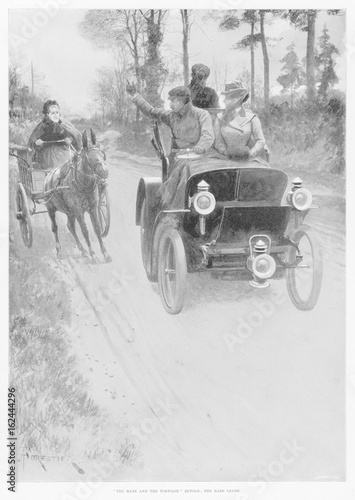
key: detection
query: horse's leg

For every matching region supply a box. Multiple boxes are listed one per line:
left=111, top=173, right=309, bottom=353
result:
left=66, top=215, right=89, bottom=258
left=47, top=205, right=62, bottom=258
left=76, top=213, right=97, bottom=261
left=89, top=208, right=112, bottom=263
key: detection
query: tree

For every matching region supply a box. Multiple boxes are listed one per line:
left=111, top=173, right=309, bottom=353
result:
left=277, top=43, right=305, bottom=107
left=220, top=10, right=260, bottom=108
left=258, top=9, right=284, bottom=111
left=259, top=10, right=269, bottom=111
left=140, top=9, right=168, bottom=106
left=80, top=10, right=146, bottom=130
left=315, top=25, right=339, bottom=99
left=219, top=9, right=280, bottom=110
left=284, top=9, right=341, bottom=103
left=180, top=10, right=191, bottom=86
left=80, top=10, right=145, bottom=92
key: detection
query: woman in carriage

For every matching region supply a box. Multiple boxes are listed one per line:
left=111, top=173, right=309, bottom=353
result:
left=27, top=99, right=82, bottom=170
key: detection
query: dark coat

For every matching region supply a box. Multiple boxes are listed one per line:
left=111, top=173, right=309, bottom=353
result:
left=27, top=116, right=82, bottom=170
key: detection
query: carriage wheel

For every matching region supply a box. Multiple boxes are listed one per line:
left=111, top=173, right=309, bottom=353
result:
left=98, top=187, right=110, bottom=238
left=158, top=229, right=187, bottom=314
left=286, top=224, right=323, bottom=311
left=16, top=183, right=33, bottom=248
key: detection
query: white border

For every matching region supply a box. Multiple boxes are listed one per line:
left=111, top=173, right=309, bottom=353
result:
left=1, top=1, right=353, bottom=499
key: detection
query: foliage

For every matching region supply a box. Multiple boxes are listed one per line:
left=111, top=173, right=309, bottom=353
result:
left=81, top=9, right=168, bottom=122
left=257, top=92, right=345, bottom=176
left=323, top=95, right=345, bottom=174
left=315, top=25, right=340, bottom=99
left=232, top=33, right=263, bottom=51
left=9, top=54, right=45, bottom=120
left=282, top=9, right=342, bottom=102
left=219, top=11, right=240, bottom=31
left=277, top=43, right=305, bottom=91
left=140, top=10, right=168, bottom=106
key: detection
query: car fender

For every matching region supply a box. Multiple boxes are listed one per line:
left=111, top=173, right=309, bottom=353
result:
left=136, top=177, right=162, bottom=226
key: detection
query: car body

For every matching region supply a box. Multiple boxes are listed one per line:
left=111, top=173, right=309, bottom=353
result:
left=136, top=122, right=322, bottom=314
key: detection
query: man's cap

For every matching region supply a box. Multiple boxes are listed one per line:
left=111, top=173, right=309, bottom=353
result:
left=191, top=63, right=210, bottom=78
left=168, top=86, right=191, bottom=99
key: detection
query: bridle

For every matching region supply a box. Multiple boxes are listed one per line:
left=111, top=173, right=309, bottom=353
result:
left=70, top=145, right=107, bottom=193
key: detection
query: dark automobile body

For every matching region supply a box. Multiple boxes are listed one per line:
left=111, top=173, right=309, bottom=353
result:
left=136, top=122, right=322, bottom=314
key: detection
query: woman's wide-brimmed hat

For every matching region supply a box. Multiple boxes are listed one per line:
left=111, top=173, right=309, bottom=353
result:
left=222, top=80, right=249, bottom=102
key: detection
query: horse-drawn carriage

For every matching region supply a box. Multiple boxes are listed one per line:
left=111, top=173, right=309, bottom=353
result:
left=10, top=132, right=111, bottom=261
left=136, top=122, right=323, bottom=314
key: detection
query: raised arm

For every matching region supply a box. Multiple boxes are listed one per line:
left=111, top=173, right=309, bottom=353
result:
left=131, top=94, right=172, bottom=127
left=126, top=81, right=172, bottom=126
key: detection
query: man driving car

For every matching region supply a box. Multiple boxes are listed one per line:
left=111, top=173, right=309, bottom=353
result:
left=126, top=83, right=214, bottom=161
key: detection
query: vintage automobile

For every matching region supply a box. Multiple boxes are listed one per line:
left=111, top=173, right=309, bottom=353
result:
left=136, top=122, right=323, bottom=314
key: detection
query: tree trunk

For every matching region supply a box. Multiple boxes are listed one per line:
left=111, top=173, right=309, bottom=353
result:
left=144, top=9, right=165, bottom=106
left=181, top=10, right=190, bottom=86
left=250, top=21, right=255, bottom=108
left=260, top=11, right=270, bottom=113
left=134, top=50, right=141, bottom=133
left=306, top=11, right=316, bottom=103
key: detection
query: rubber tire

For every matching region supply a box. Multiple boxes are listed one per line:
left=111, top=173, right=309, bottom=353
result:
left=16, top=183, right=33, bottom=248
left=158, top=229, right=187, bottom=315
left=286, top=224, right=323, bottom=311
left=98, top=187, right=110, bottom=238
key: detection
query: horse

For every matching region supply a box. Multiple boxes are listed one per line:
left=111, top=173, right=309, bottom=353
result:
left=44, top=129, right=112, bottom=263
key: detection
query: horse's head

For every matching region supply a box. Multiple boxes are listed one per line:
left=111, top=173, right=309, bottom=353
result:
left=82, top=129, right=108, bottom=180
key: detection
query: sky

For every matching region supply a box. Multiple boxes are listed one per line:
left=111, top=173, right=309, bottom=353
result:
left=8, top=7, right=346, bottom=116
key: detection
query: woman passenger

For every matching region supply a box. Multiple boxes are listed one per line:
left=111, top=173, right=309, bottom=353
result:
left=213, top=80, right=268, bottom=162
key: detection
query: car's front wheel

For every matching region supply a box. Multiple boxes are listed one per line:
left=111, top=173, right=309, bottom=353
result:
left=286, top=224, right=323, bottom=311
left=158, top=229, right=187, bottom=314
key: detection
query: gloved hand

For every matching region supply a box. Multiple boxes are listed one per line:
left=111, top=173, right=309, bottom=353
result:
left=64, top=137, right=72, bottom=145
left=249, top=149, right=257, bottom=158
left=228, top=146, right=250, bottom=159
left=35, top=139, right=44, bottom=147
left=126, top=80, right=137, bottom=96
left=192, top=146, right=205, bottom=155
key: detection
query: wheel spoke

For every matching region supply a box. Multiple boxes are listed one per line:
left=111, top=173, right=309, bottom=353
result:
left=165, top=268, right=176, bottom=275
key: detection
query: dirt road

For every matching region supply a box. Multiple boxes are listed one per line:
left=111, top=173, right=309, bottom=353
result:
left=20, top=151, right=345, bottom=482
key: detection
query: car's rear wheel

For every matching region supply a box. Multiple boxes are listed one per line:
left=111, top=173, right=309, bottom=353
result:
left=286, top=224, right=323, bottom=311
left=158, top=229, right=187, bottom=314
